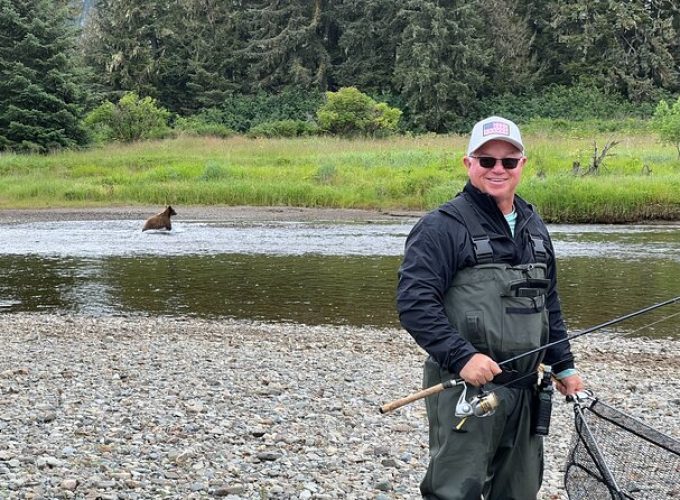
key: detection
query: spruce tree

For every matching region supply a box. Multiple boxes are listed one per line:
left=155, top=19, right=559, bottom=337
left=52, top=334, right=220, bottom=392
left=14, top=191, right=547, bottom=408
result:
left=83, top=0, right=247, bottom=114
left=81, top=0, right=167, bottom=102
left=240, top=0, right=335, bottom=92
left=477, top=0, right=543, bottom=97
left=0, top=0, right=89, bottom=153
left=393, top=0, right=488, bottom=132
left=178, top=0, right=249, bottom=113
left=542, top=0, right=680, bottom=102
left=334, top=0, right=401, bottom=95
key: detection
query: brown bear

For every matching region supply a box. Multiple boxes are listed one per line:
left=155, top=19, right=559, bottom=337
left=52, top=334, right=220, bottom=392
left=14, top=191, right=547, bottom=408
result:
left=142, top=206, right=177, bottom=232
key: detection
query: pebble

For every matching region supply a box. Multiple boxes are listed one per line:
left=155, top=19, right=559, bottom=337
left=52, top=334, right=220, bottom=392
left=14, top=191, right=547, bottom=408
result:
left=0, top=313, right=677, bottom=499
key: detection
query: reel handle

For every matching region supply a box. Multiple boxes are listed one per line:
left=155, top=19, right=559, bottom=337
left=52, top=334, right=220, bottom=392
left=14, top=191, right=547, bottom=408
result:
left=379, top=379, right=457, bottom=413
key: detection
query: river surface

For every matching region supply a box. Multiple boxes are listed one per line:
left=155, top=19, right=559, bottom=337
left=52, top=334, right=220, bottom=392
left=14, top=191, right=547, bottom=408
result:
left=0, top=218, right=678, bottom=338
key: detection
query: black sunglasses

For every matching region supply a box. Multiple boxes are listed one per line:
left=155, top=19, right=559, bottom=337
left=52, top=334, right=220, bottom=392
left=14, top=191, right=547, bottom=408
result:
left=470, top=156, right=521, bottom=169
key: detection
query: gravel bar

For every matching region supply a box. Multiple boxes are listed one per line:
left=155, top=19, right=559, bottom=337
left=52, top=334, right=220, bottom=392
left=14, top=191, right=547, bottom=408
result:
left=0, top=313, right=678, bottom=499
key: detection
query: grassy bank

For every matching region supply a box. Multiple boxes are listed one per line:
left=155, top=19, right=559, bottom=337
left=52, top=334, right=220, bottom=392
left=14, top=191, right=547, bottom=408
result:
left=0, top=133, right=678, bottom=222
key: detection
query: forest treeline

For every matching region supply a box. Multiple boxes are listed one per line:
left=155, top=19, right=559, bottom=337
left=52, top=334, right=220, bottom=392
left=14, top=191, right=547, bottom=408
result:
left=2, top=0, right=680, bottom=152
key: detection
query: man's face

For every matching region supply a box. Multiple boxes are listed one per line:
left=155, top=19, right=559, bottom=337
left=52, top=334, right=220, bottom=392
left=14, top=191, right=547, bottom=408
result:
left=463, top=139, right=526, bottom=213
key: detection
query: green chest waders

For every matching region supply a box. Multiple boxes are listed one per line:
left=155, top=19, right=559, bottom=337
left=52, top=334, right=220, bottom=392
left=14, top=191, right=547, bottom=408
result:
left=445, top=262, right=550, bottom=374
left=421, top=197, right=550, bottom=500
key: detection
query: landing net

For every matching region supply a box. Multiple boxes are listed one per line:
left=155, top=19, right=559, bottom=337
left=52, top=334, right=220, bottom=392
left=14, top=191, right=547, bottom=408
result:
left=564, top=392, right=680, bottom=499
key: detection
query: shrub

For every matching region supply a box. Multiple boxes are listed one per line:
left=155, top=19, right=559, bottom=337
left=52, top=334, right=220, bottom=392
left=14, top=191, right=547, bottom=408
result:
left=480, top=83, right=654, bottom=124
left=216, top=90, right=323, bottom=132
left=316, top=87, right=402, bottom=136
left=84, top=92, right=172, bottom=142
left=313, top=163, right=337, bottom=184
left=522, top=117, right=650, bottom=135
left=246, top=120, right=319, bottom=138
left=200, top=161, right=231, bottom=181
left=652, top=98, right=680, bottom=158
left=174, top=115, right=234, bottom=138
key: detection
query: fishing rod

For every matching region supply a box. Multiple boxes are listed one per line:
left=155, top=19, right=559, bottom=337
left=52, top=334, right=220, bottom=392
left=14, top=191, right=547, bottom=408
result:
left=379, top=295, right=680, bottom=414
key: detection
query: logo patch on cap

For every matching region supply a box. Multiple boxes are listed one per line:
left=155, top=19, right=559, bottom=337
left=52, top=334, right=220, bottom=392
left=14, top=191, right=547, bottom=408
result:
left=483, top=121, right=510, bottom=136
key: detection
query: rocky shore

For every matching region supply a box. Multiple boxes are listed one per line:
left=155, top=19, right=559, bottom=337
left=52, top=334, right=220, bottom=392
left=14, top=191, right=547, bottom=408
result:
left=0, top=313, right=677, bottom=499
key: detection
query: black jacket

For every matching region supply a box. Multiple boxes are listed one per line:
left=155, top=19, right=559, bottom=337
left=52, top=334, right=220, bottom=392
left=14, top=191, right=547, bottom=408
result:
left=397, top=181, right=575, bottom=375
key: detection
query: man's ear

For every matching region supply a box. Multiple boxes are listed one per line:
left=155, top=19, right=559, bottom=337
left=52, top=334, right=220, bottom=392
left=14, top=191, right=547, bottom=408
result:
left=463, top=156, right=472, bottom=169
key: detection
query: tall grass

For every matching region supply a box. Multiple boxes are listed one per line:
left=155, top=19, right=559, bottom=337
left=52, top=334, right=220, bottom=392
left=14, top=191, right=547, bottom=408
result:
left=0, top=132, right=678, bottom=222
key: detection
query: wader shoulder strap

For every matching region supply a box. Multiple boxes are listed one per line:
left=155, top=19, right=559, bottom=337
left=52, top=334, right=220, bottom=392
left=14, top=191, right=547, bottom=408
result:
left=449, top=196, right=493, bottom=264
left=450, top=197, right=549, bottom=264
left=529, top=234, right=548, bottom=263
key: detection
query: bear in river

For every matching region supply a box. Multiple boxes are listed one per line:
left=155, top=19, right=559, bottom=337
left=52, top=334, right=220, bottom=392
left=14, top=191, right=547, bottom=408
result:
left=142, top=206, right=177, bottom=232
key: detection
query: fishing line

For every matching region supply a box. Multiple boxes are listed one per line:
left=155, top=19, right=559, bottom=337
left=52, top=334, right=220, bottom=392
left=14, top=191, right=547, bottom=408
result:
left=531, top=306, right=680, bottom=380
left=624, top=309, right=680, bottom=335
left=497, top=296, right=680, bottom=369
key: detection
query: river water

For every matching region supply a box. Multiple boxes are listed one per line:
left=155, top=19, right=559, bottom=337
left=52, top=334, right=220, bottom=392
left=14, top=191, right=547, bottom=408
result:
left=0, top=218, right=678, bottom=338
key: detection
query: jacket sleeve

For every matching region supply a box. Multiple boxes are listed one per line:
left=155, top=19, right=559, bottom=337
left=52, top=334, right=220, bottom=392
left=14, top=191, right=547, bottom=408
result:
left=542, top=232, right=576, bottom=373
left=396, top=215, right=477, bottom=374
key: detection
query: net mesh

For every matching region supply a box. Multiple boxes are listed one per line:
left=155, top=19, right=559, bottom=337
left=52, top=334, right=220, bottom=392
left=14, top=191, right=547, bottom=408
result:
left=564, top=394, right=680, bottom=499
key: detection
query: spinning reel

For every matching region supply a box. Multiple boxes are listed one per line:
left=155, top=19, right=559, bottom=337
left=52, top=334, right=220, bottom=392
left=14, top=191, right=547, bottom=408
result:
left=455, top=382, right=499, bottom=418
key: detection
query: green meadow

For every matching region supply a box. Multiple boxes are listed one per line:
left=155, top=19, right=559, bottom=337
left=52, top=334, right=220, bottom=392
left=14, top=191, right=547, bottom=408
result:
left=0, top=131, right=678, bottom=223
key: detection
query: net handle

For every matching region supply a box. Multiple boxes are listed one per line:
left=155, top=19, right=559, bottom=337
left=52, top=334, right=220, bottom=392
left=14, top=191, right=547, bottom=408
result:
left=573, top=399, right=626, bottom=497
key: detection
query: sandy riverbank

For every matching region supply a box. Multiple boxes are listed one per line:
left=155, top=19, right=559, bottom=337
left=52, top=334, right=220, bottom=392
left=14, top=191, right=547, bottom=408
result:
left=0, top=313, right=678, bottom=499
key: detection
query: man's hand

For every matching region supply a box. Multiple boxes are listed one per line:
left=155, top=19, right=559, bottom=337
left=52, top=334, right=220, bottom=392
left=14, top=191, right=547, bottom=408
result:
left=459, top=353, right=502, bottom=386
left=555, top=374, right=584, bottom=396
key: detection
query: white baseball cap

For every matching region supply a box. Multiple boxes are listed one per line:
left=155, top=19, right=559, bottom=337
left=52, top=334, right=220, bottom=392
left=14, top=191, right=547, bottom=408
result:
left=467, top=116, right=524, bottom=156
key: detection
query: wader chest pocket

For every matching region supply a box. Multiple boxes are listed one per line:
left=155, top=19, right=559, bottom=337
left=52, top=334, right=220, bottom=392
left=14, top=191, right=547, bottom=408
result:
left=504, top=278, right=550, bottom=298
left=445, top=263, right=549, bottom=361
left=463, top=311, right=488, bottom=351
left=501, top=295, right=546, bottom=353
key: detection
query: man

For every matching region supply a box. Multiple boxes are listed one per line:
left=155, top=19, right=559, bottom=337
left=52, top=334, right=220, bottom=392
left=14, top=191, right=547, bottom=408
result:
left=397, top=116, right=584, bottom=499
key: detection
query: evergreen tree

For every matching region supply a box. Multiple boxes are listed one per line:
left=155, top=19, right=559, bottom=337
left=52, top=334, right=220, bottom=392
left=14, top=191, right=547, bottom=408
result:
left=478, top=0, right=543, bottom=96
left=0, top=0, right=89, bottom=152
left=334, top=0, right=401, bottom=95
left=543, top=0, right=680, bottom=102
left=240, top=0, right=336, bottom=92
left=82, top=0, right=171, bottom=102
left=393, top=0, right=488, bottom=132
left=180, top=0, right=249, bottom=112
left=83, top=0, right=249, bottom=114
left=518, top=0, right=568, bottom=87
